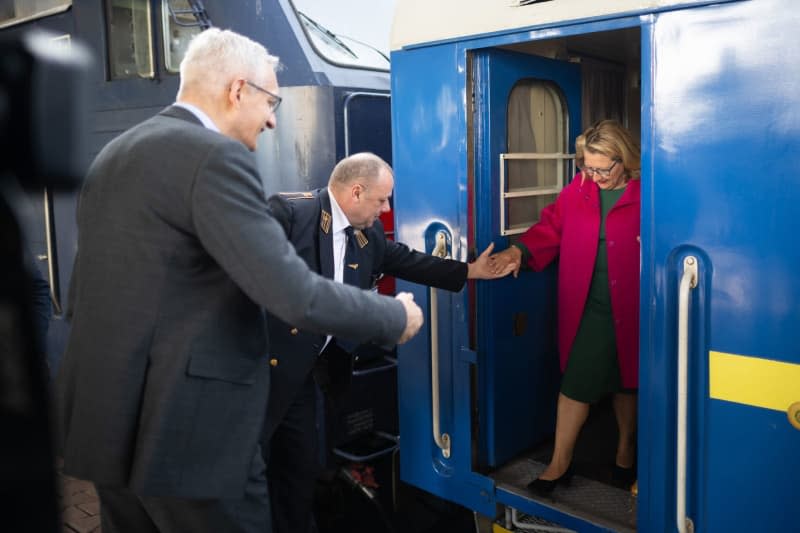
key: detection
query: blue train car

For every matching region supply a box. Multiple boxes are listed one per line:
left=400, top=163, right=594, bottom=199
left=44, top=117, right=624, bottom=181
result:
left=390, top=0, right=799, bottom=531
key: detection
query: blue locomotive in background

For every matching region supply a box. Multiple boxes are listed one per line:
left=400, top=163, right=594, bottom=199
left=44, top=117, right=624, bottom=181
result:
left=1, top=0, right=393, bottom=373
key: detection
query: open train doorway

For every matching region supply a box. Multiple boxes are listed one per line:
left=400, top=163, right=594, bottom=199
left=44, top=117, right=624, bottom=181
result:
left=469, top=26, right=642, bottom=532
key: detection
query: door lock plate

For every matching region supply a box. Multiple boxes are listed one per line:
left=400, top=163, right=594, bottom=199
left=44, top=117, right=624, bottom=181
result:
left=788, top=402, right=800, bottom=431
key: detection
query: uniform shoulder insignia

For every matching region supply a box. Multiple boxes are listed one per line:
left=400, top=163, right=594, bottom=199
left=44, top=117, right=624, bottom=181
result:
left=320, top=209, right=332, bottom=234
left=278, top=191, right=315, bottom=200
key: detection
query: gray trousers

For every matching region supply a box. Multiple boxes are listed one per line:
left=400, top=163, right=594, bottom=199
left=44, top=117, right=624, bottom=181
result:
left=97, top=450, right=270, bottom=533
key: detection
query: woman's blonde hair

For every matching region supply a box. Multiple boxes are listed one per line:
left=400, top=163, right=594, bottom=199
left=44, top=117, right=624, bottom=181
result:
left=580, top=120, right=641, bottom=181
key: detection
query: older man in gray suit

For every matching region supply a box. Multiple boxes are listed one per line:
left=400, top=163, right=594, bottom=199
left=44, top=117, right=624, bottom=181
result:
left=54, top=29, right=422, bottom=533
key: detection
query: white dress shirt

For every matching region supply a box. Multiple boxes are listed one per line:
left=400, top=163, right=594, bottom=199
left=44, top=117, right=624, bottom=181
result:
left=173, top=101, right=220, bottom=132
left=328, top=188, right=350, bottom=285
left=321, top=188, right=351, bottom=352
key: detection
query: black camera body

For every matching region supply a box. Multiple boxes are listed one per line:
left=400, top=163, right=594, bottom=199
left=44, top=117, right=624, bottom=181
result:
left=0, top=30, right=91, bottom=532
left=0, top=30, right=91, bottom=189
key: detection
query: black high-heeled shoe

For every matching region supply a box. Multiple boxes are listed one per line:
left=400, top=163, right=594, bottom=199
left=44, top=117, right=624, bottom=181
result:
left=526, top=467, right=574, bottom=496
left=611, top=463, right=637, bottom=487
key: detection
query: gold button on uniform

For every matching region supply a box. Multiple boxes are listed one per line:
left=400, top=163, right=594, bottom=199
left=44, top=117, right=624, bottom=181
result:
left=269, top=358, right=278, bottom=367
left=290, top=328, right=299, bottom=335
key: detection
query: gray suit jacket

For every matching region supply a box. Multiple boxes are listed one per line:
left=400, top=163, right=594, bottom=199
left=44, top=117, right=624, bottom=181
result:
left=54, top=106, right=406, bottom=498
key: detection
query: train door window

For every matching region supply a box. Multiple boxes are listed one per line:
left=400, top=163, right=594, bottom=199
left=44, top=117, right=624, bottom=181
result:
left=105, top=0, right=154, bottom=79
left=162, top=0, right=202, bottom=73
left=0, top=0, right=71, bottom=28
left=501, top=80, right=570, bottom=235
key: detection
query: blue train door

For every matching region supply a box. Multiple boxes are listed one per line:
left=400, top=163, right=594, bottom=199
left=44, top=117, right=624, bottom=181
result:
left=472, top=49, right=581, bottom=467
left=641, top=2, right=800, bottom=532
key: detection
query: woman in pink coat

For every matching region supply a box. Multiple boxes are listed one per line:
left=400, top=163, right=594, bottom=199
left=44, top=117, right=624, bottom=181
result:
left=491, top=120, right=641, bottom=495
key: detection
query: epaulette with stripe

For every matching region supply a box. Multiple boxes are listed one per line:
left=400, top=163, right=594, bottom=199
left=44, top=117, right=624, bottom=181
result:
left=278, top=191, right=315, bottom=200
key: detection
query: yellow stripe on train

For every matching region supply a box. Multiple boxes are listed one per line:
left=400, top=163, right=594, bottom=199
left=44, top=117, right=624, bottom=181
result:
left=709, top=351, right=800, bottom=412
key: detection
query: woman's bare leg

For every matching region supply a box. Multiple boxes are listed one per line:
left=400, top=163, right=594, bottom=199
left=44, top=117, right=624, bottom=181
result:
left=613, top=392, right=637, bottom=468
left=539, top=393, right=590, bottom=480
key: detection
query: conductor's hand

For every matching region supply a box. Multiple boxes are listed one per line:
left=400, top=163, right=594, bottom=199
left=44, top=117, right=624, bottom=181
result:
left=467, top=242, right=515, bottom=279
left=396, top=292, right=423, bottom=344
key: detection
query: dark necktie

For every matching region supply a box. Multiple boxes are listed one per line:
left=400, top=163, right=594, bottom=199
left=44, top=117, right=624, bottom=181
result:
left=331, top=226, right=362, bottom=364
left=343, top=226, right=360, bottom=287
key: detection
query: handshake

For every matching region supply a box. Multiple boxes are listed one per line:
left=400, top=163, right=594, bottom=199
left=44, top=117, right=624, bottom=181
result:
left=392, top=242, right=521, bottom=344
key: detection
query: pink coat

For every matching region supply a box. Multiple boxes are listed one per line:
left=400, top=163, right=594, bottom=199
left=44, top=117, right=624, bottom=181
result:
left=518, top=176, right=640, bottom=388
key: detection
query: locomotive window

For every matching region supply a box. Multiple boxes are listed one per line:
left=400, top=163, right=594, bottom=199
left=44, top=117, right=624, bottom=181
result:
left=501, top=79, right=571, bottom=235
left=291, top=1, right=390, bottom=71
left=162, top=0, right=202, bottom=73
left=343, top=93, right=391, bottom=163
left=0, top=0, right=71, bottom=29
left=105, top=0, right=154, bottom=80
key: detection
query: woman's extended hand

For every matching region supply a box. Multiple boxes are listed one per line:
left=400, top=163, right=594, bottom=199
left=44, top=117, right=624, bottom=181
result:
left=468, top=242, right=515, bottom=279
left=489, top=245, right=523, bottom=278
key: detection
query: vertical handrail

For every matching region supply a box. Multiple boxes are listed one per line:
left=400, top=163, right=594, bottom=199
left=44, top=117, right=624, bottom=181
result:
left=430, top=288, right=450, bottom=458
left=430, top=231, right=450, bottom=458
left=677, top=256, right=698, bottom=533
left=43, top=188, right=62, bottom=315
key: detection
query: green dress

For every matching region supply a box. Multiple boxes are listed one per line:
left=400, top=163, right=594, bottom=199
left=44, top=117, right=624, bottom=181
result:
left=560, top=187, right=626, bottom=403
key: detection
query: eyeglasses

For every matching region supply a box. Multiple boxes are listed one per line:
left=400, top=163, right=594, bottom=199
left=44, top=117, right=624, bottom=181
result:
left=245, top=80, right=282, bottom=113
left=580, top=160, right=618, bottom=178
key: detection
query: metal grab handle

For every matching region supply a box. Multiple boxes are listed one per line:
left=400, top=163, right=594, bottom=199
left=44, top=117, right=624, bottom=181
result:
left=430, top=286, right=450, bottom=458
left=43, top=188, right=62, bottom=315
left=428, top=230, right=451, bottom=458
left=677, top=256, right=698, bottom=533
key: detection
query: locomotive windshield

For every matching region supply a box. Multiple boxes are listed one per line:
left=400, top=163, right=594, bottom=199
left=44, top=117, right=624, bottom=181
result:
left=291, top=0, right=392, bottom=71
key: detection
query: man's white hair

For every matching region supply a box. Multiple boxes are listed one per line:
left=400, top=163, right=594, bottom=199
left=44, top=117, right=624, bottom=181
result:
left=178, top=28, right=280, bottom=96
